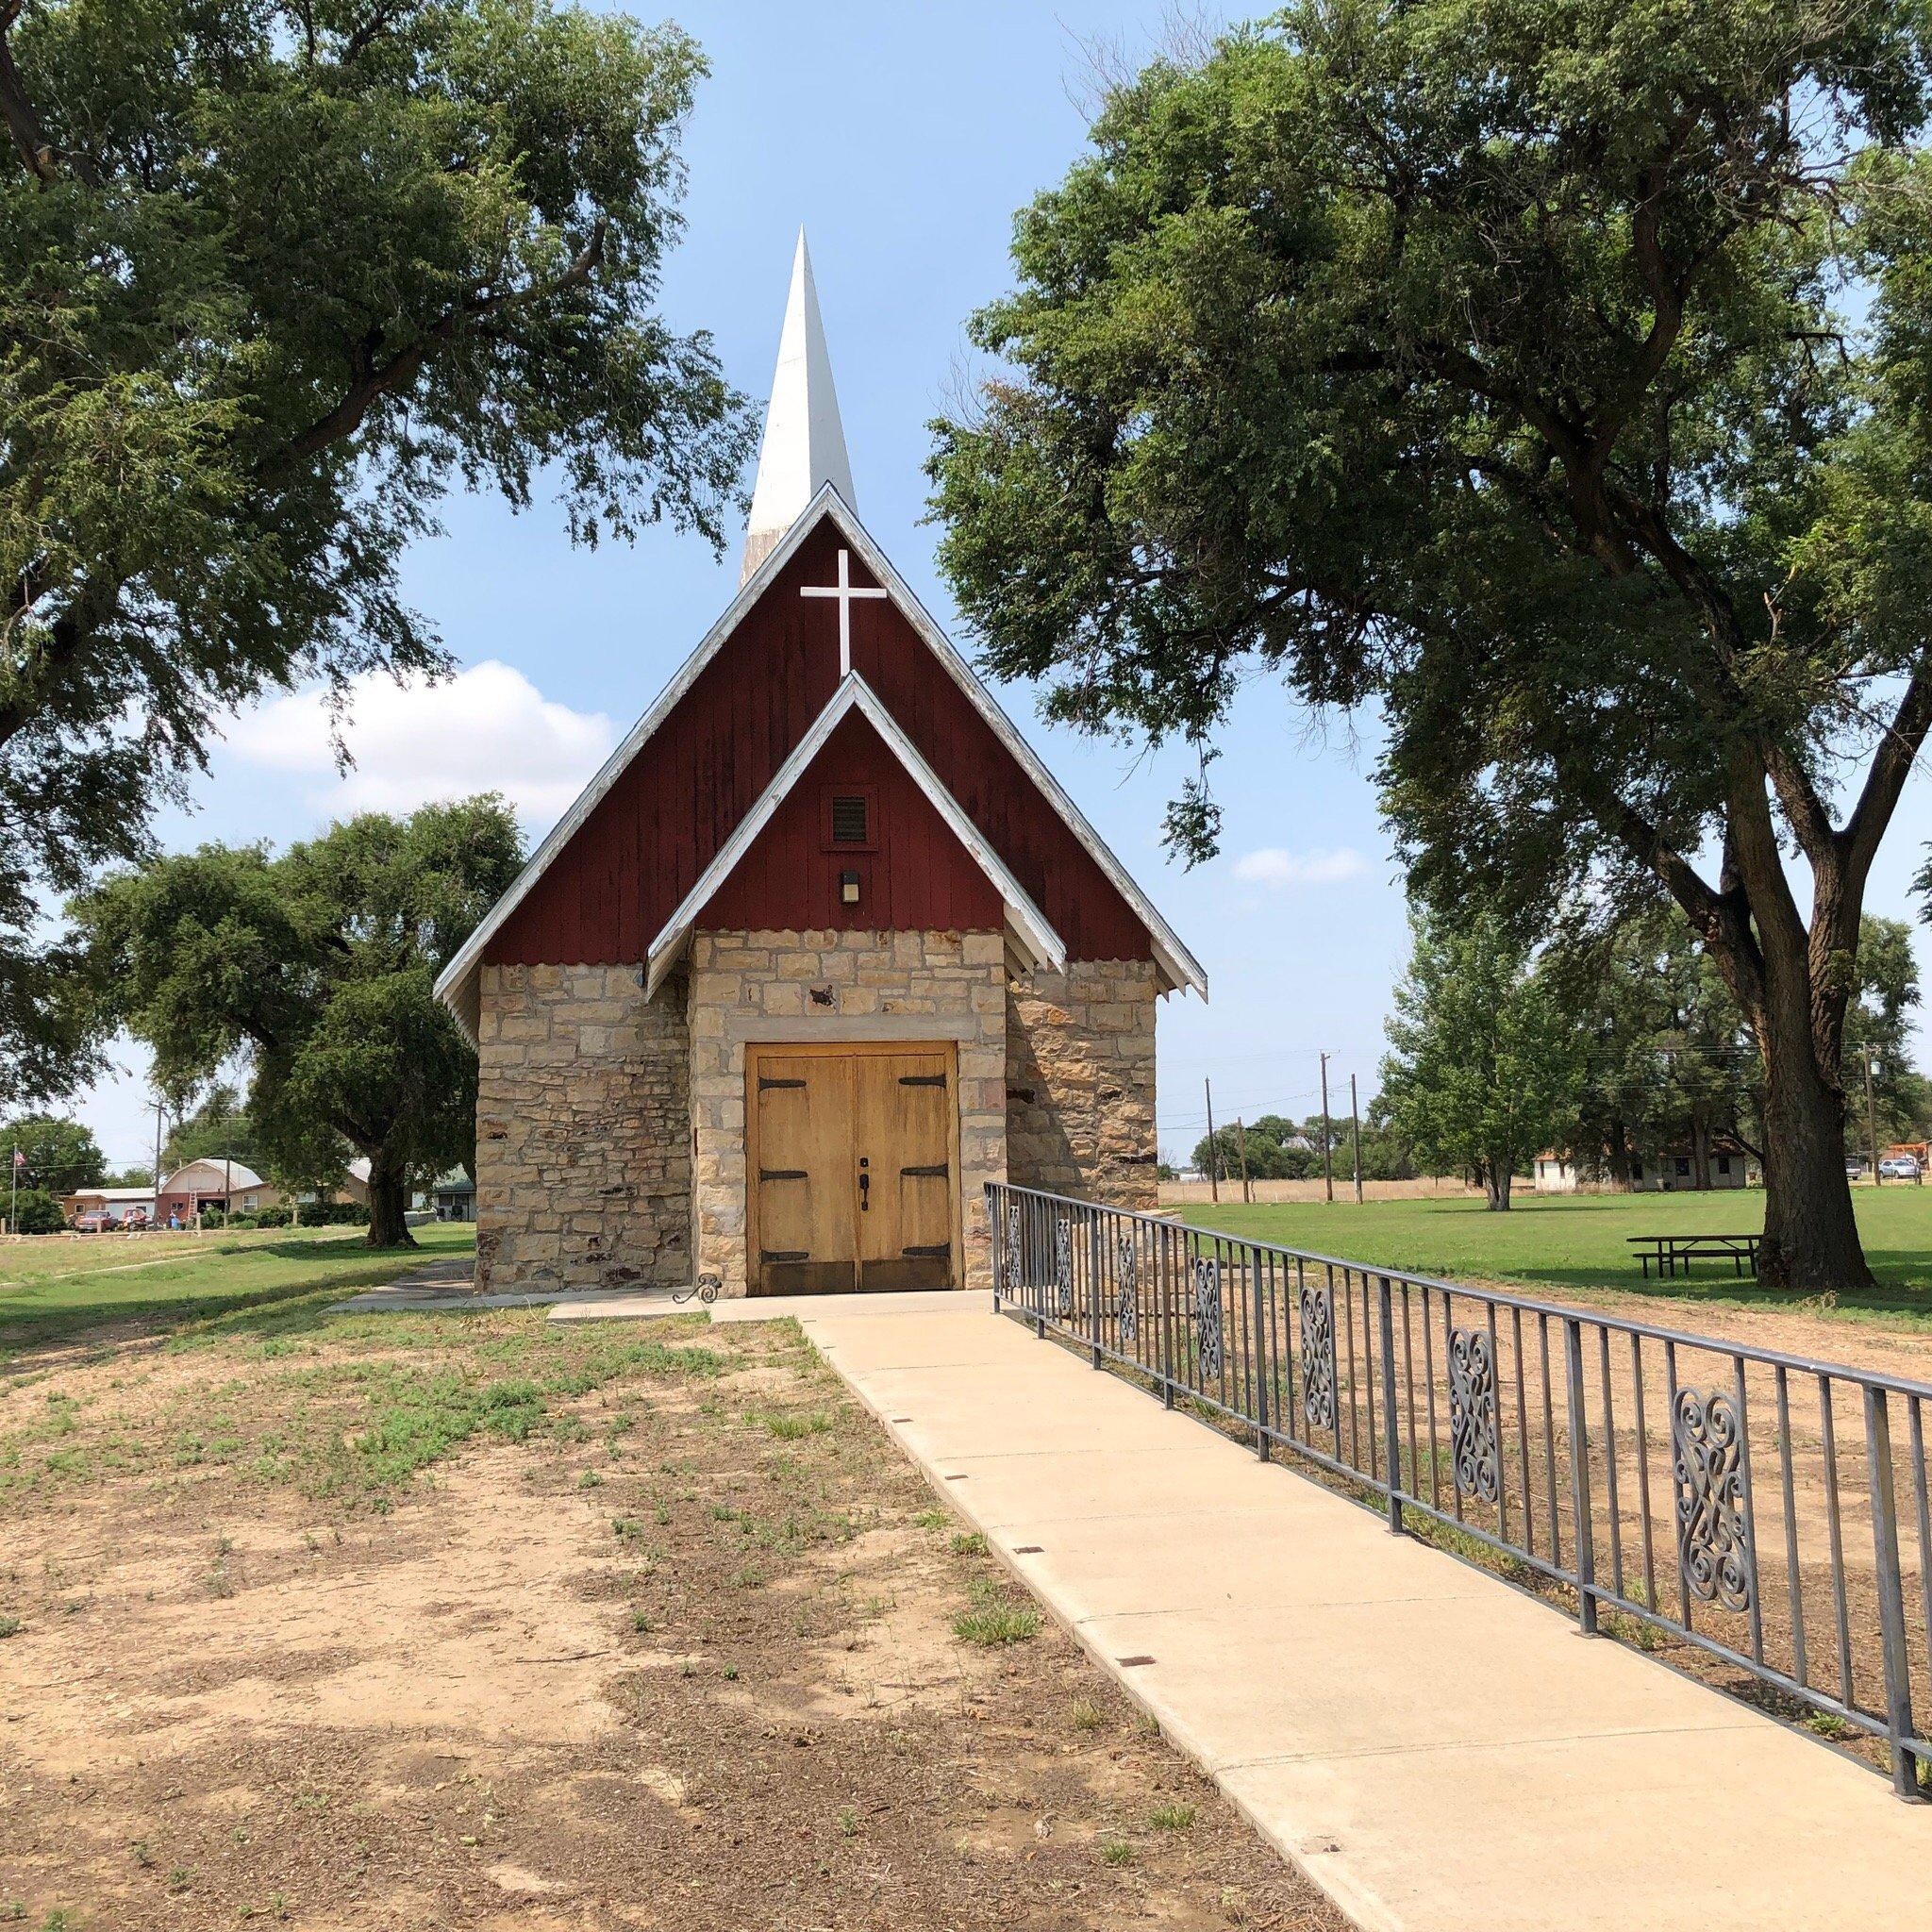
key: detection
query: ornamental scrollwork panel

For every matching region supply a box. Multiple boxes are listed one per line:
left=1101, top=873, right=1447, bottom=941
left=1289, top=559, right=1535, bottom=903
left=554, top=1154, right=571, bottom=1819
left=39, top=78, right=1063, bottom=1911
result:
left=1193, top=1258, right=1224, bottom=1378
left=1447, top=1326, right=1501, bottom=1503
left=1004, top=1204, right=1024, bottom=1295
left=1116, top=1232, right=1140, bottom=1341
left=1299, top=1280, right=1337, bottom=1429
left=1054, top=1218, right=1074, bottom=1319
left=1673, top=1388, right=1755, bottom=1614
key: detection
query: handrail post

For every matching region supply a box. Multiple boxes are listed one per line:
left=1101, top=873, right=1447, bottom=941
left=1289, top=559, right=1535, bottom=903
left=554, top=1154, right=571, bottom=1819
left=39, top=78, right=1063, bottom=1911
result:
left=1563, top=1317, right=1598, bottom=1636
left=1090, top=1207, right=1104, bottom=1369
left=1864, top=1386, right=1923, bottom=1798
left=1377, top=1276, right=1402, bottom=1534
left=988, top=1183, right=1002, bottom=1311
left=1252, top=1246, right=1271, bottom=1461
left=1159, top=1222, right=1175, bottom=1408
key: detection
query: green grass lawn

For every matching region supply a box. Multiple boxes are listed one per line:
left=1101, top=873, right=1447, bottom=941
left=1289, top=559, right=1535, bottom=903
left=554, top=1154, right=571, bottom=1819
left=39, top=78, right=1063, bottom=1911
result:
left=0, top=1220, right=476, bottom=1358
left=1174, top=1185, right=1932, bottom=1326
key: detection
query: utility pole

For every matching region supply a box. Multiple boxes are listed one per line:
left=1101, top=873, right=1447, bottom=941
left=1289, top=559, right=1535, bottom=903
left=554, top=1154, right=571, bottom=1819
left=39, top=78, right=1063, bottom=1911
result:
left=1319, top=1053, right=1334, bottom=1203
left=8, top=1142, right=16, bottom=1237
left=1350, top=1074, right=1364, bottom=1205
left=1234, top=1117, right=1252, bottom=1205
left=1866, top=1057, right=1882, bottom=1186
left=152, top=1097, right=166, bottom=1228
left=1204, top=1078, right=1220, bottom=1204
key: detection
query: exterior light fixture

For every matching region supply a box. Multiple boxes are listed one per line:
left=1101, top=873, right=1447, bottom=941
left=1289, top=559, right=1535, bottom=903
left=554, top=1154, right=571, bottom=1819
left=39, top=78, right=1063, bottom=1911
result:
left=839, top=869, right=861, bottom=906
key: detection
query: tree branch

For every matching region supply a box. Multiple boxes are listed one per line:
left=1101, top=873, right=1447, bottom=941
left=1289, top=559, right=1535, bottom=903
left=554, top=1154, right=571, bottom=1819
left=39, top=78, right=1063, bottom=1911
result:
left=275, top=224, right=608, bottom=472
left=1839, top=658, right=1932, bottom=894
left=0, top=6, right=98, bottom=188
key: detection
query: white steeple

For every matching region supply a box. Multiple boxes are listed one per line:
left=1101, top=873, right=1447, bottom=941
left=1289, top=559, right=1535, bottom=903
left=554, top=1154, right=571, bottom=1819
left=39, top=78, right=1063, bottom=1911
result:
left=741, top=228, right=857, bottom=583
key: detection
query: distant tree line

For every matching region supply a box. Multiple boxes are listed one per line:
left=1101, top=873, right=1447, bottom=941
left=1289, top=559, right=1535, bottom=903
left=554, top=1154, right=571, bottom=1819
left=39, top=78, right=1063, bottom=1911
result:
left=1373, top=902, right=1928, bottom=1208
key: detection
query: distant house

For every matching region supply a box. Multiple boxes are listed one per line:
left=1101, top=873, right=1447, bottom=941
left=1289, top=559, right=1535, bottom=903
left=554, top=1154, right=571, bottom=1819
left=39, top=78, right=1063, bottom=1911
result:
left=157, top=1158, right=279, bottom=1222
left=1634, top=1141, right=1754, bottom=1191
left=1533, top=1142, right=1757, bottom=1192
left=413, top=1170, right=475, bottom=1223
left=63, top=1185, right=158, bottom=1225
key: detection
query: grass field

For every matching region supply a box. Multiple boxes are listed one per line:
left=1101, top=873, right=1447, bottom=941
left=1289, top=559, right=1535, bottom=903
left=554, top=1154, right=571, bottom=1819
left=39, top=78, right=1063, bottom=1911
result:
left=0, top=1221, right=476, bottom=1358
left=1175, top=1185, right=1932, bottom=1327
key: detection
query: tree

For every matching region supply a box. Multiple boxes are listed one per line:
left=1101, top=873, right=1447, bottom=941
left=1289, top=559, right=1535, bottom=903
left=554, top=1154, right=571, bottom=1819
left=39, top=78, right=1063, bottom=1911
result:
left=161, top=1084, right=262, bottom=1176
left=1191, top=1114, right=1316, bottom=1180
left=9, top=1188, right=64, bottom=1234
left=0, top=1111, right=104, bottom=1193
left=1, top=0, right=754, bottom=1105
left=72, top=796, right=524, bottom=1245
left=928, top=0, right=1932, bottom=1289
left=1842, top=915, right=1927, bottom=1147
left=1378, top=911, right=1582, bottom=1210
left=1548, top=912, right=1759, bottom=1188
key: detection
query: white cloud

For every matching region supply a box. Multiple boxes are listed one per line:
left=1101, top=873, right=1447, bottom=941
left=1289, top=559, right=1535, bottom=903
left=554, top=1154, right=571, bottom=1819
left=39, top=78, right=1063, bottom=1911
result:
left=1230, top=846, right=1369, bottom=888
left=227, top=660, right=616, bottom=828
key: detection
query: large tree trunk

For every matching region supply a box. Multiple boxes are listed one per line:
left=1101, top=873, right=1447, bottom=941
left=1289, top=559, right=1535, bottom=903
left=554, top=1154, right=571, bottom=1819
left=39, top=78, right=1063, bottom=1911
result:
left=366, top=1147, right=416, bottom=1250
left=1484, top=1165, right=1512, bottom=1211
left=1755, top=1003, right=1867, bottom=1291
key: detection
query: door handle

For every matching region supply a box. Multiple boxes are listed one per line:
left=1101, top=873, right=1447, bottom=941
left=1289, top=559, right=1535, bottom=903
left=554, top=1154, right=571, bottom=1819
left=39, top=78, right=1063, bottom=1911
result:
left=859, top=1157, right=870, bottom=1211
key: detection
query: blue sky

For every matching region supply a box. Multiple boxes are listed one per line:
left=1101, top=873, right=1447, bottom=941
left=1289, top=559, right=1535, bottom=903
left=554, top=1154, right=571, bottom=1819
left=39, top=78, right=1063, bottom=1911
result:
left=70, top=0, right=1932, bottom=1174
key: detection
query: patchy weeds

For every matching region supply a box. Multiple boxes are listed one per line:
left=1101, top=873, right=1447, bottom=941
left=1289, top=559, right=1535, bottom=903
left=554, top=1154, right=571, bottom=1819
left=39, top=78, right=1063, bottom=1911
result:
left=0, top=1298, right=1344, bottom=1931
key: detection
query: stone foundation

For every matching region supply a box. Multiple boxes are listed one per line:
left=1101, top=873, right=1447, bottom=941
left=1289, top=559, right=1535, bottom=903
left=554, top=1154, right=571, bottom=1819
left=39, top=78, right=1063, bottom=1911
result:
left=688, top=928, right=1008, bottom=1295
left=1006, top=961, right=1159, bottom=1208
left=474, top=962, right=691, bottom=1291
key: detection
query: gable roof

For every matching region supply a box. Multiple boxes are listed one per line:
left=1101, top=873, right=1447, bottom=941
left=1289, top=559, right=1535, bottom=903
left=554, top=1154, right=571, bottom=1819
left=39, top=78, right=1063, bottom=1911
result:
left=644, top=674, right=1067, bottom=996
left=435, top=488, right=1207, bottom=1042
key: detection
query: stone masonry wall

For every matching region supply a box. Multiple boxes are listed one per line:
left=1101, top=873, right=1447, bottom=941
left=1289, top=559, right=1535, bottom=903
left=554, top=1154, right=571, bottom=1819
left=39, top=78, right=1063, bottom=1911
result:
left=688, top=929, right=1008, bottom=1295
left=1006, top=961, right=1159, bottom=1208
left=475, top=962, right=691, bottom=1292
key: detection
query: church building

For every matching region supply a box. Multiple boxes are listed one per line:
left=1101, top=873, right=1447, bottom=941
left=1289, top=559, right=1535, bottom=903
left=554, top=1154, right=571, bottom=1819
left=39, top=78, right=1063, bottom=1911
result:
left=437, top=235, right=1206, bottom=1296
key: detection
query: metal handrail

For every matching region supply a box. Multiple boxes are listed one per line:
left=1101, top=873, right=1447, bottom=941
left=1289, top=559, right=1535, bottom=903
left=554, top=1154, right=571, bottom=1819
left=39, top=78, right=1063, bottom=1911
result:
left=987, top=1181, right=1932, bottom=1799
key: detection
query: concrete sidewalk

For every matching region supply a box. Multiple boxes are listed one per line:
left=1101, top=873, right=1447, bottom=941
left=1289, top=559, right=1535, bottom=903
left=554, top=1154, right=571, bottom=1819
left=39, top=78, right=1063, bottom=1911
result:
left=781, top=1294, right=1930, bottom=1932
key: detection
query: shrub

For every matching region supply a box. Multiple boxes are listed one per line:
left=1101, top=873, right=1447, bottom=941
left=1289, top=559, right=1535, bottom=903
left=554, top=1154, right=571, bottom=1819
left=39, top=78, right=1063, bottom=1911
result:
left=10, top=1190, right=64, bottom=1235
left=254, top=1206, right=291, bottom=1227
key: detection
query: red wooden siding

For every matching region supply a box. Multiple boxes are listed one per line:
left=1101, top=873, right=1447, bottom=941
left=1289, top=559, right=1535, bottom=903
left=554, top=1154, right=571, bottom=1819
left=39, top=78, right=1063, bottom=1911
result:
left=485, top=513, right=1155, bottom=966
left=696, top=710, right=1004, bottom=933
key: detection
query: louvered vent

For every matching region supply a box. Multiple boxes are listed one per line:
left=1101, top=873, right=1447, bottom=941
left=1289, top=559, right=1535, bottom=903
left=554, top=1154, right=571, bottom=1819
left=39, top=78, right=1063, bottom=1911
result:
left=830, top=794, right=869, bottom=844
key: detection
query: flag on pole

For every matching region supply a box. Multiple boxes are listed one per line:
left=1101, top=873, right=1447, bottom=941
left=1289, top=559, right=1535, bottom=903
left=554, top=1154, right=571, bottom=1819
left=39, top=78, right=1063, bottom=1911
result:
left=10, top=1149, right=22, bottom=1169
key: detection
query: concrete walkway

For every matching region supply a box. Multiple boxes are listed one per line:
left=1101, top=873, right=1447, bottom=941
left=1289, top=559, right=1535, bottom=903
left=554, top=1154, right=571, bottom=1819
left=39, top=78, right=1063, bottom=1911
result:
left=775, top=1293, right=1929, bottom=1932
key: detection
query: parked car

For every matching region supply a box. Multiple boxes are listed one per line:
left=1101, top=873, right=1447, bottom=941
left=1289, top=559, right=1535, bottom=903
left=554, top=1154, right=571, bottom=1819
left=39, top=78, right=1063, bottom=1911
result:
left=1846, top=1158, right=1868, bottom=1179
left=1878, top=1155, right=1922, bottom=1180
left=72, top=1210, right=114, bottom=1232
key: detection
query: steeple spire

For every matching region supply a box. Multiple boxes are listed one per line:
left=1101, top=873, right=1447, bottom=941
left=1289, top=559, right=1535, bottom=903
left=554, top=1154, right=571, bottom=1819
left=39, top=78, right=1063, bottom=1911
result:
left=741, top=229, right=856, bottom=583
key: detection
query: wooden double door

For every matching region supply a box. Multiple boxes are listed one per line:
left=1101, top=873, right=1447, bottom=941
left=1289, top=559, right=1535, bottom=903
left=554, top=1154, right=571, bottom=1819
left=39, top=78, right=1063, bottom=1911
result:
left=747, top=1042, right=959, bottom=1295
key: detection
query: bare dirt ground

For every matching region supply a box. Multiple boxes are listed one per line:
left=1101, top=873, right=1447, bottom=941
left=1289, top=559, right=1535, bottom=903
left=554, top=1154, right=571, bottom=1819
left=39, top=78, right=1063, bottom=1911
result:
left=0, top=1297, right=1345, bottom=1931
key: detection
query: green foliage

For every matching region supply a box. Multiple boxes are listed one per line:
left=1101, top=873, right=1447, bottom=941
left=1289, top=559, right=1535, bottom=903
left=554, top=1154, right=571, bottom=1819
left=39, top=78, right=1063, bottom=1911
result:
left=1379, top=909, right=1583, bottom=1208
left=1192, top=1110, right=1415, bottom=1184
left=0, top=0, right=755, bottom=1104
left=162, top=1084, right=260, bottom=1175
left=8, top=1188, right=64, bottom=1234
left=70, top=796, right=524, bottom=1245
left=951, top=1578, right=1041, bottom=1646
left=1546, top=909, right=1759, bottom=1181
left=930, top=0, right=1932, bottom=1285
left=1843, top=915, right=1929, bottom=1143
left=0, top=1113, right=104, bottom=1192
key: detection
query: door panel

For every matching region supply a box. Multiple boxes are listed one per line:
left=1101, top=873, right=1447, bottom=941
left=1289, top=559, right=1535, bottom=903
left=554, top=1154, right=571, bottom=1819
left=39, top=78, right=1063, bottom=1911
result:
left=747, top=1043, right=958, bottom=1294
left=856, top=1052, right=956, bottom=1291
left=750, top=1051, right=857, bottom=1294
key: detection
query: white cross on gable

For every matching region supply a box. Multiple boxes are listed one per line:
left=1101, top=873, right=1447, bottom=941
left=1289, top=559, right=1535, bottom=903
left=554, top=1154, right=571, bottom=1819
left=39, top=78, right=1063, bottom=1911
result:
left=799, top=547, right=889, bottom=675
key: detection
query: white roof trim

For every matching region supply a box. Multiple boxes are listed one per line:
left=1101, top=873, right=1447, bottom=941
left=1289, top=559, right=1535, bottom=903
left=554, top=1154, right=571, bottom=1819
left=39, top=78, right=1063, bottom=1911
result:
left=644, top=674, right=1067, bottom=997
left=435, top=486, right=1206, bottom=1035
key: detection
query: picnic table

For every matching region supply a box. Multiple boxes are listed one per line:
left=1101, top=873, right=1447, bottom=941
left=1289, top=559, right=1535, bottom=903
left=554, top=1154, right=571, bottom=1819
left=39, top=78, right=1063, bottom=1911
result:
left=1626, top=1231, right=1761, bottom=1280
